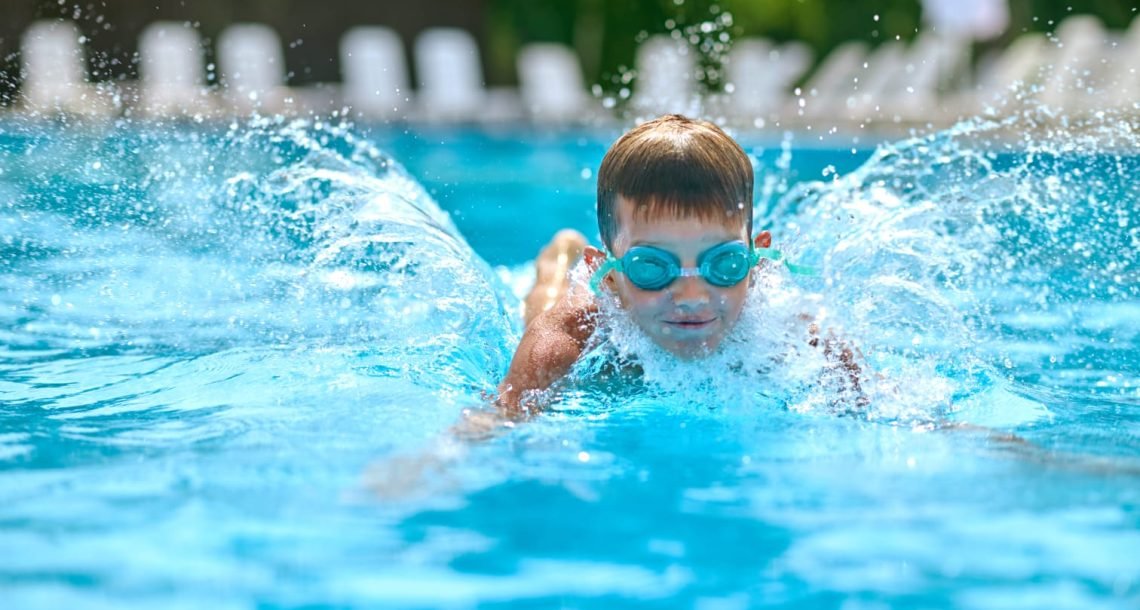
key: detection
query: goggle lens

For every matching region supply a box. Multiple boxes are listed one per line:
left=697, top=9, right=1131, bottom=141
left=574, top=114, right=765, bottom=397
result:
left=624, top=250, right=677, bottom=290
left=621, top=242, right=753, bottom=291
left=587, top=240, right=814, bottom=296
left=702, top=245, right=751, bottom=287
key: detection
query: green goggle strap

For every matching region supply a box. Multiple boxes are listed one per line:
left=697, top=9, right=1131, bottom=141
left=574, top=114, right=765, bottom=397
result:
left=589, top=246, right=818, bottom=296
left=588, top=257, right=623, bottom=295
left=749, top=247, right=819, bottom=277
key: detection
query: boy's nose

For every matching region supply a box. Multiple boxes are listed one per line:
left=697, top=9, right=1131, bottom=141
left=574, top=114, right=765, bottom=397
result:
left=671, top=275, right=710, bottom=307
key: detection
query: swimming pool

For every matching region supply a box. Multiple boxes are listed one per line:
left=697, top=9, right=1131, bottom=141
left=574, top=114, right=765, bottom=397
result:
left=1, top=115, right=1137, bottom=609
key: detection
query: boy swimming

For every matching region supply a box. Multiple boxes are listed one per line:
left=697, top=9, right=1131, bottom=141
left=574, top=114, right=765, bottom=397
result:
left=497, top=114, right=863, bottom=413
left=369, top=114, right=1139, bottom=497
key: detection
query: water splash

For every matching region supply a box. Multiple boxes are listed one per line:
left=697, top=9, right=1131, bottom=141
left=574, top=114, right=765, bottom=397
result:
left=2, top=117, right=518, bottom=416
left=560, top=110, right=1138, bottom=425
left=768, top=111, right=1140, bottom=408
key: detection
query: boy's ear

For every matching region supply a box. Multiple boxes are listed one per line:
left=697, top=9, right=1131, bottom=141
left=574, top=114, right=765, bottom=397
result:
left=753, top=231, right=772, bottom=249
left=583, top=245, right=607, bottom=271
left=750, top=231, right=773, bottom=282
left=582, top=246, right=617, bottom=290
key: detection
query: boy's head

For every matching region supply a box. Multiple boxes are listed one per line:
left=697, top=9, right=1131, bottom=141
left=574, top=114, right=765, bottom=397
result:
left=596, top=114, right=753, bottom=251
left=586, top=114, right=770, bottom=358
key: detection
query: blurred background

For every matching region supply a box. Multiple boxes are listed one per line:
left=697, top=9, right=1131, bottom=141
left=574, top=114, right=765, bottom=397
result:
left=0, top=0, right=1137, bottom=126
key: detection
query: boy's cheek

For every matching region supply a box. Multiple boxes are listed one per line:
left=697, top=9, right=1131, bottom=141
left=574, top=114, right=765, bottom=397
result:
left=625, top=291, right=669, bottom=316
left=615, top=290, right=668, bottom=329
left=615, top=282, right=658, bottom=310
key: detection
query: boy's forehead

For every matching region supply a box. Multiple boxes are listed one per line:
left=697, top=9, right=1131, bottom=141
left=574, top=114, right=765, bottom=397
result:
left=613, top=195, right=748, bottom=250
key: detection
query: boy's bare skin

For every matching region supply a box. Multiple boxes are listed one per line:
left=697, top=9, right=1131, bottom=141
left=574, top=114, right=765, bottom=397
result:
left=494, top=115, right=859, bottom=413
left=497, top=221, right=865, bottom=414
left=498, top=230, right=594, bottom=414
left=498, top=208, right=789, bottom=412
left=522, top=229, right=587, bottom=326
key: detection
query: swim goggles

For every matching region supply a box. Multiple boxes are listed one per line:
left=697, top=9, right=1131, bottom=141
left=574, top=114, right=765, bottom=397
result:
left=589, top=240, right=817, bottom=295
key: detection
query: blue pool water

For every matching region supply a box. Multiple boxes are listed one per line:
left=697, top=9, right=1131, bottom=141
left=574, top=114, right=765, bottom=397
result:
left=1, top=115, right=1138, bottom=609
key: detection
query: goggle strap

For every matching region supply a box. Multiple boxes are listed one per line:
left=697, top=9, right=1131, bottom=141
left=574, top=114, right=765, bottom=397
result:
left=750, top=247, right=783, bottom=265
left=588, top=257, right=621, bottom=295
left=783, top=261, right=819, bottom=277
left=751, top=246, right=819, bottom=277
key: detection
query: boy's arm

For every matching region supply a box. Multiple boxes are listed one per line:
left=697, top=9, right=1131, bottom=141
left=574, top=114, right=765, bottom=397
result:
left=367, top=254, right=599, bottom=498
left=496, top=295, right=597, bottom=414
left=364, top=290, right=596, bottom=500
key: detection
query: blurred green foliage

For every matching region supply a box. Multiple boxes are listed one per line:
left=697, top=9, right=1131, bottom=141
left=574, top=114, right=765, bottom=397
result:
left=486, top=0, right=1139, bottom=91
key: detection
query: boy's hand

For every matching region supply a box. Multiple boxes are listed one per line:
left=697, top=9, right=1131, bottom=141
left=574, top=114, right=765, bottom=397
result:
left=808, top=322, right=869, bottom=410
left=363, top=450, right=450, bottom=500
left=363, top=408, right=509, bottom=501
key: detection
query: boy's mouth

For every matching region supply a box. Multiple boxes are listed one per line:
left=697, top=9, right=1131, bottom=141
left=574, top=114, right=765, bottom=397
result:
left=663, top=317, right=716, bottom=330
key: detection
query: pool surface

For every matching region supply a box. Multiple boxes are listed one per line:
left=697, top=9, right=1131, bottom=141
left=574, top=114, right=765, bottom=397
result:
left=1, top=115, right=1138, bottom=609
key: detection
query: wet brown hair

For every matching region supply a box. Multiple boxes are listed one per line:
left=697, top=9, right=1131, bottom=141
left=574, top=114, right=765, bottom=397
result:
left=596, top=114, right=753, bottom=251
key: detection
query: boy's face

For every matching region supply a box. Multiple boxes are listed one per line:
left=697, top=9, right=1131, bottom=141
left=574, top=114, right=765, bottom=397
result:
left=599, top=196, right=764, bottom=359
